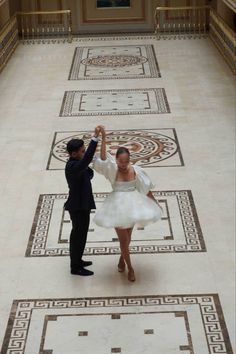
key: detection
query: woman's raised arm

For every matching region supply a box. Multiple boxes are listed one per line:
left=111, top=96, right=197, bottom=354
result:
left=100, top=126, right=106, bottom=161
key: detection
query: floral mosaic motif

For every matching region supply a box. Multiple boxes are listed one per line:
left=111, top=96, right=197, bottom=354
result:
left=47, top=129, right=183, bottom=170
left=54, top=131, right=177, bottom=165
left=69, top=45, right=161, bottom=80
left=81, top=55, right=147, bottom=67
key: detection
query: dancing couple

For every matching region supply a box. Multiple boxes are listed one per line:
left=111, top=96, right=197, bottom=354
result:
left=64, top=126, right=162, bottom=282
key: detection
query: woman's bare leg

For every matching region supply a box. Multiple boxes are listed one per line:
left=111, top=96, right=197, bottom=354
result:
left=126, top=227, right=135, bottom=281
left=127, top=227, right=133, bottom=246
left=117, top=227, right=133, bottom=272
left=115, top=228, right=131, bottom=269
left=115, top=227, right=135, bottom=281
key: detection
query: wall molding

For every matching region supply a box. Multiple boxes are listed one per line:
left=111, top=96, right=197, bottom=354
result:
left=81, top=0, right=146, bottom=24
left=222, top=0, right=236, bottom=13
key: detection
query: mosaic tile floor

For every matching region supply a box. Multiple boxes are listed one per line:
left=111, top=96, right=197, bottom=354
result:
left=1, top=295, right=232, bottom=354
left=69, top=44, right=161, bottom=80
left=59, top=88, right=170, bottom=117
left=0, top=35, right=235, bottom=354
left=26, top=190, right=205, bottom=257
left=47, top=129, right=183, bottom=170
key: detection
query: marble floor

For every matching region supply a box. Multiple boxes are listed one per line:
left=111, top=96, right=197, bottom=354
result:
left=0, top=34, right=235, bottom=353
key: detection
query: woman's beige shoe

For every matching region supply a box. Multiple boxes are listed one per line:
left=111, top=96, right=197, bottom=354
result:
left=118, top=257, right=126, bottom=272
left=128, top=268, right=135, bottom=282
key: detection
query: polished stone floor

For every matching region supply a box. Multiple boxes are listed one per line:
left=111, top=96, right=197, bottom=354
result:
left=0, top=35, right=235, bottom=353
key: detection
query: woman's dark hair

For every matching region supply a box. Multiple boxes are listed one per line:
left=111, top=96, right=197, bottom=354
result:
left=116, top=147, right=130, bottom=158
left=66, top=139, right=84, bottom=155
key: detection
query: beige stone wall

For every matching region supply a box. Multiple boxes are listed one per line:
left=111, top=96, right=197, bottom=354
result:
left=15, top=0, right=154, bottom=34
left=73, top=0, right=153, bottom=34
left=8, top=0, right=21, bottom=16
left=217, top=0, right=235, bottom=30
left=2, top=0, right=235, bottom=34
left=19, top=0, right=68, bottom=11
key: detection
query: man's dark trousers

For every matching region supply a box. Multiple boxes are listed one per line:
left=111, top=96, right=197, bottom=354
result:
left=64, top=139, right=97, bottom=271
left=69, top=210, right=90, bottom=271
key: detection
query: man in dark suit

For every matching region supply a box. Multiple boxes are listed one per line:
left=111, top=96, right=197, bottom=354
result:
left=64, top=126, right=101, bottom=276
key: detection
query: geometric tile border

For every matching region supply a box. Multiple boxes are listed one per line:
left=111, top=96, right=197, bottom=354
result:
left=73, top=34, right=157, bottom=42
left=59, top=88, right=170, bottom=117
left=46, top=129, right=184, bottom=170
left=0, top=295, right=233, bottom=353
left=25, top=191, right=206, bottom=257
left=68, top=45, right=161, bottom=80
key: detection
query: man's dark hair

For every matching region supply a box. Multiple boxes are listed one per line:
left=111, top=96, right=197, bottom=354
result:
left=66, top=139, right=84, bottom=155
left=116, top=147, right=130, bottom=158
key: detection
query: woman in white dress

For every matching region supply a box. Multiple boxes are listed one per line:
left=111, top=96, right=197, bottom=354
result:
left=93, top=127, right=162, bottom=282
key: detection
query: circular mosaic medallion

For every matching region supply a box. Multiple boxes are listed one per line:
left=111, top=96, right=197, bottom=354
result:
left=52, top=131, right=178, bottom=167
left=81, top=55, right=147, bottom=67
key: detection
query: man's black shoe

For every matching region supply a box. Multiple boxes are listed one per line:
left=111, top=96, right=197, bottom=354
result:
left=81, top=260, right=93, bottom=267
left=71, top=267, right=94, bottom=276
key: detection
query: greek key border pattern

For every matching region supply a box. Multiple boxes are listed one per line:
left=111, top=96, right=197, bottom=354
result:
left=72, top=33, right=209, bottom=42
left=19, top=34, right=157, bottom=45
left=68, top=44, right=161, bottom=80
left=47, top=128, right=184, bottom=170
left=73, top=34, right=156, bottom=42
left=59, top=88, right=170, bottom=117
left=0, top=295, right=233, bottom=354
left=25, top=190, right=206, bottom=257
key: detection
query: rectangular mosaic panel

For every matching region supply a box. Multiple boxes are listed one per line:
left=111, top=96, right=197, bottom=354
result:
left=1, top=295, right=233, bottom=354
left=68, top=45, right=161, bottom=80
left=25, top=191, right=206, bottom=257
left=47, top=129, right=184, bottom=170
left=60, top=88, right=170, bottom=117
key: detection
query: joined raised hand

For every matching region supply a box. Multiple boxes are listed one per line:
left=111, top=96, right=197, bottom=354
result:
left=99, top=125, right=106, bottom=139
left=94, top=125, right=106, bottom=138
left=94, top=125, right=101, bottom=138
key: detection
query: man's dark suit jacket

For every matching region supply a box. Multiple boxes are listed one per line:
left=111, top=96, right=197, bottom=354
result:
left=64, top=140, right=97, bottom=212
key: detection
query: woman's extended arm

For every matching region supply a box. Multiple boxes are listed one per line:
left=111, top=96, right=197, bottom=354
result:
left=147, top=191, right=157, bottom=203
left=93, top=126, right=117, bottom=182
left=147, top=191, right=163, bottom=211
left=100, top=126, right=106, bottom=161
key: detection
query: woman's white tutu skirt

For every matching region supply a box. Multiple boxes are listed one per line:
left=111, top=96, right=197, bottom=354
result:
left=93, top=190, right=162, bottom=229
